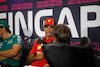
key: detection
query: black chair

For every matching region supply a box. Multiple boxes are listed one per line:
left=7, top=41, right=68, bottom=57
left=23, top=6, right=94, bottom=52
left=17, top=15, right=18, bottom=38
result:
left=44, top=37, right=95, bottom=67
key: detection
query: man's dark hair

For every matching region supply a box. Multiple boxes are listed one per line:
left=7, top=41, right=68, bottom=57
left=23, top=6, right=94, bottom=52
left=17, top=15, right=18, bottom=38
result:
left=52, top=24, right=71, bottom=44
left=0, top=26, right=11, bottom=33
left=0, top=26, right=3, bottom=28
left=5, top=27, right=11, bottom=33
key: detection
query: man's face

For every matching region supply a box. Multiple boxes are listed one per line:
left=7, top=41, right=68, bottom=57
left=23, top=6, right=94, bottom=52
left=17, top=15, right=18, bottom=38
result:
left=44, top=25, right=54, bottom=38
left=0, top=27, right=4, bottom=38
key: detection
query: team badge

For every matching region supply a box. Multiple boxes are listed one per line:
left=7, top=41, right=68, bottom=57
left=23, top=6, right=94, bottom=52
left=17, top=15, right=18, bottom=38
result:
left=37, top=45, right=41, bottom=50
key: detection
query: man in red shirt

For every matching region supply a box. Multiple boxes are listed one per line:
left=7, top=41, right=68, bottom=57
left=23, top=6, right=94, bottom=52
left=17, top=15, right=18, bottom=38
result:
left=27, top=18, right=56, bottom=67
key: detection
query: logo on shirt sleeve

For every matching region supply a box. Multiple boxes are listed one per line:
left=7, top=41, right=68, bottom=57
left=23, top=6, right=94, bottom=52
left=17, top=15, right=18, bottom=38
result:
left=17, top=36, right=22, bottom=44
left=7, top=39, right=13, bottom=44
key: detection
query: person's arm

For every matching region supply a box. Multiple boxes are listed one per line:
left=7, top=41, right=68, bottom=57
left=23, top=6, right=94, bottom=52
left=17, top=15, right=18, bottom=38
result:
left=0, top=44, right=21, bottom=58
left=0, top=53, right=21, bottom=60
left=0, top=56, right=8, bottom=60
left=27, top=54, right=36, bottom=63
left=27, top=52, right=44, bottom=63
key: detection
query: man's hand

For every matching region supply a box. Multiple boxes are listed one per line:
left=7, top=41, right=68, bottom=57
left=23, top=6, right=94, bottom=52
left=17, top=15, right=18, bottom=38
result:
left=43, top=64, right=50, bottom=67
left=36, top=52, right=44, bottom=60
left=27, top=52, right=44, bottom=63
left=12, top=54, right=21, bottom=60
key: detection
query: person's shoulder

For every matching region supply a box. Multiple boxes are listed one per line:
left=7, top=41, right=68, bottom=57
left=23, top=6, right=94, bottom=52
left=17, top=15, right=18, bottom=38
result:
left=13, top=34, right=21, bottom=37
left=36, top=37, right=44, bottom=41
left=12, top=34, right=22, bottom=39
left=33, top=37, right=44, bottom=44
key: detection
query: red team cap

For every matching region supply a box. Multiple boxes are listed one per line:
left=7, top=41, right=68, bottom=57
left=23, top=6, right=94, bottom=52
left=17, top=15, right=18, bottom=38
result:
left=44, top=18, right=55, bottom=27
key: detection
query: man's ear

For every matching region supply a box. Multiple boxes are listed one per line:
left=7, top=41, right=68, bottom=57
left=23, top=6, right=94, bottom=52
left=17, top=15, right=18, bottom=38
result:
left=44, top=26, right=46, bottom=31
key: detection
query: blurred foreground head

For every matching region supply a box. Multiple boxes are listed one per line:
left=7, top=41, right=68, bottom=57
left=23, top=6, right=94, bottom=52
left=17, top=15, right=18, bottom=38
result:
left=52, top=24, right=71, bottom=44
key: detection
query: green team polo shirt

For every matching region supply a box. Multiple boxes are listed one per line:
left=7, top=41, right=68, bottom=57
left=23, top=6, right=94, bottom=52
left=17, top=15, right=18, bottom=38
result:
left=0, top=34, right=23, bottom=67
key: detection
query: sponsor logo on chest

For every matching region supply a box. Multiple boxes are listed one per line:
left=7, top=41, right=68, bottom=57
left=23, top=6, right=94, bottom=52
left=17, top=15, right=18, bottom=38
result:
left=36, top=45, right=42, bottom=55
left=7, top=39, right=13, bottom=44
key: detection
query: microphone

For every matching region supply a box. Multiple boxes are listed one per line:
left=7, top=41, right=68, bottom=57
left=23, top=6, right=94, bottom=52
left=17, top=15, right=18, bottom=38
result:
left=37, top=39, right=43, bottom=44
left=23, top=36, right=32, bottom=46
left=94, top=50, right=100, bottom=60
left=37, top=38, right=47, bottom=49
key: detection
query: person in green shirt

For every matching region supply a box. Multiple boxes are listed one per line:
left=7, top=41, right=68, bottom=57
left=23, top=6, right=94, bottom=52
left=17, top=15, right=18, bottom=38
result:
left=0, top=20, right=23, bottom=67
